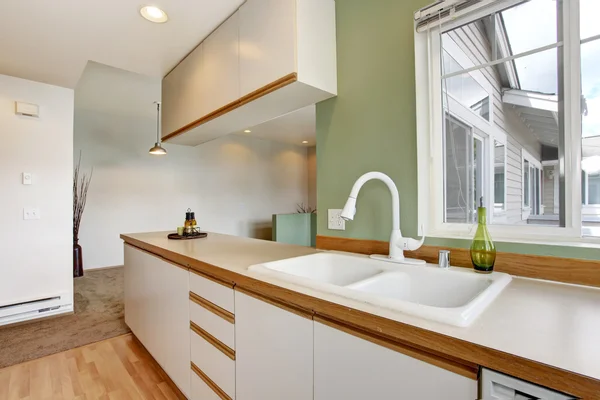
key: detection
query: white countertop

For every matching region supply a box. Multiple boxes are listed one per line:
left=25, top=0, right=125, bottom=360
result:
left=122, top=231, right=600, bottom=384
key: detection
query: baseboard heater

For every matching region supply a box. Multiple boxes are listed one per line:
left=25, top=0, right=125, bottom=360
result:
left=0, top=292, right=72, bottom=326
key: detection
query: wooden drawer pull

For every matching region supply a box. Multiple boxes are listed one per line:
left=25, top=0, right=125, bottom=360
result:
left=191, top=362, right=232, bottom=400
left=191, top=321, right=235, bottom=360
left=190, top=292, right=235, bottom=324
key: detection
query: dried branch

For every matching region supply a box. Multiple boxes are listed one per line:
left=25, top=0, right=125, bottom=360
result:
left=73, top=151, right=93, bottom=240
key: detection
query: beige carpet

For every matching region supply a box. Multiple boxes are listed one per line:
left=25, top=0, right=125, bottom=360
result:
left=0, top=266, right=130, bottom=369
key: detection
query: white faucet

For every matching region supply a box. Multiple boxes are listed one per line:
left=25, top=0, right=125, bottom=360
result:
left=340, top=171, right=426, bottom=265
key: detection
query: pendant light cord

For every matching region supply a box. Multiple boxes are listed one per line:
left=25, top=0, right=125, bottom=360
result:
left=155, top=102, right=161, bottom=143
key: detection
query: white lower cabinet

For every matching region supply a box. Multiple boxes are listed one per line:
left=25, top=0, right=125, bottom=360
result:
left=314, top=321, right=478, bottom=400
left=234, top=290, right=313, bottom=400
left=125, top=244, right=478, bottom=400
left=191, top=371, right=222, bottom=400
left=123, top=245, right=190, bottom=397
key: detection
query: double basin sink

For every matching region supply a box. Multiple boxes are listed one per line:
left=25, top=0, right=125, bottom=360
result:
left=249, top=252, right=512, bottom=327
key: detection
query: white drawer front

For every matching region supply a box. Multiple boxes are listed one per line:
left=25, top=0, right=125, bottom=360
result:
left=190, top=299, right=235, bottom=349
left=191, top=370, right=222, bottom=400
left=190, top=271, right=234, bottom=313
left=191, top=329, right=236, bottom=399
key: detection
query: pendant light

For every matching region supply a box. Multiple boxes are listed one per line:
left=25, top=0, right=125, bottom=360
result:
left=149, top=101, right=167, bottom=155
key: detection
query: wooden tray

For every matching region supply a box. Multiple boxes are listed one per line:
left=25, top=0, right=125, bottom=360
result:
left=167, top=232, right=208, bottom=240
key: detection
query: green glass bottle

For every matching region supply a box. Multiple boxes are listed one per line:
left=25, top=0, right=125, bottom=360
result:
left=470, top=198, right=496, bottom=273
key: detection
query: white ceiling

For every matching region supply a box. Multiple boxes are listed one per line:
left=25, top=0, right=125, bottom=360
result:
left=243, top=105, right=316, bottom=147
left=0, top=0, right=244, bottom=88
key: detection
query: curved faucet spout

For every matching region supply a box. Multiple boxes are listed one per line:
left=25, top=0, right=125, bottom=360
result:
left=341, top=172, right=425, bottom=265
left=341, top=172, right=400, bottom=232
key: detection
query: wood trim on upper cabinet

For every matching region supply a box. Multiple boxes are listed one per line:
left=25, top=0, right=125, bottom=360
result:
left=190, top=321, right=236, bottom=361
left=190, top=292, right=235, bottom=324
left=191, top=362, right=232, bottom=400
left=162, top=73, right=298, bottom=142
left=316, top=235, right=600, bottom=288
left=314, top=315, right=478, bottom=380
left=235, top=286, right=313, bottom=320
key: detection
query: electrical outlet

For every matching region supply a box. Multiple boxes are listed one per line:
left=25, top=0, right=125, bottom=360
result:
left=23, top=207, right=41, bottom=220
left=328, top=209, right=345, bottom=230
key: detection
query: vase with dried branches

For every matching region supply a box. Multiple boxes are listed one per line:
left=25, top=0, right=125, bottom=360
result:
left=73, top=153, right=92, bottom=278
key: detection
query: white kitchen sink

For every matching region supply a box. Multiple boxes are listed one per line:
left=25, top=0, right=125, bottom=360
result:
left=248, top=252, right=512, bottom=327
left=252, top=252, right=383, bottom=286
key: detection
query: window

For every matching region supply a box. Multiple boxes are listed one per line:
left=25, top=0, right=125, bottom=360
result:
left=414, top=0, right=594, bottom=241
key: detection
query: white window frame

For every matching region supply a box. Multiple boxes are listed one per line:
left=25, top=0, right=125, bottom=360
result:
left=415, top=0, right=584, bottom=243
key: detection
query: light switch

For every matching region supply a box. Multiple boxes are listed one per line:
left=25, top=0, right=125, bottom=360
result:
left=22, top=172, right=32, bottom=185
left=23, top=208, right=41, bottom=220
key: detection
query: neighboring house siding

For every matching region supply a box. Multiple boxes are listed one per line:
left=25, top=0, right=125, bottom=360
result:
left=447, top=23, right=542, bottom=225
left=543, top=165, right=556, bottom=214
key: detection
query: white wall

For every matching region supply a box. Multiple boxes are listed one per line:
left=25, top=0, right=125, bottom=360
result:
left=74, top=62, right=308, bottom=269
left=0, top=74, right=74, bottom=307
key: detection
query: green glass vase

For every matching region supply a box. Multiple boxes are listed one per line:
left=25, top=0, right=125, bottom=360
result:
left=470, top=206, right=496, bottom=273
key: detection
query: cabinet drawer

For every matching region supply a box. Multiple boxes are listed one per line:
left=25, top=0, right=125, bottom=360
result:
left=190, top=270, right=234, bottom=313
left=191, top=327, right=235, bottom=399
left=190, top=295, right=235, bottom=349
left=191, top=367, right=223, bottom=400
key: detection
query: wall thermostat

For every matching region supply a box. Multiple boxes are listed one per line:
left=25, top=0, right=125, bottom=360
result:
left=15, top=101, right=39, bottom=118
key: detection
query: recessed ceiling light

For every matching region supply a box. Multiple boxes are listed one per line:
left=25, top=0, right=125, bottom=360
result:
left=244, top=130, right=252, bottom=133
left=140, top=6, right=169, bottom=23
left=302, top=141, right=308, bottom=144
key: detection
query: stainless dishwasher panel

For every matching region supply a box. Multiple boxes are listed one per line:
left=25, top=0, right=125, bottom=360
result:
left=480, top=368, right=577, bottom=400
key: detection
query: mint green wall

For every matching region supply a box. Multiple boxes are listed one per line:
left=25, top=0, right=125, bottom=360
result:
left=317, top=0, right=429, bottom=242
left=316, top=0, right=600, bottom=261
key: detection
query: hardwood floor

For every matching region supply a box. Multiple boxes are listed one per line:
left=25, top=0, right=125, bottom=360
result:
left=0, top=334, right=185, bottom=400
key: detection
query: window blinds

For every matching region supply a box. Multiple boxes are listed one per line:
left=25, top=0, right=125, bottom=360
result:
left=414, top=0, right=494, bottom=32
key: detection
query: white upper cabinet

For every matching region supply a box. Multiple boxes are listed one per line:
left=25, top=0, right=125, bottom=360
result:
left=238, top=0, right=296, bottom=97
left=204, top=11, right=240, bottom=113
left=161, top=0, right=337, bottom=146
left=162, top=42, right=207, bottom=137
left=314, top=321, right=478, bottom=400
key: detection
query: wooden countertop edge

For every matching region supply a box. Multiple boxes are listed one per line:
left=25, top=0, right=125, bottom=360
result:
left=120, top=236, right=600, bottom=399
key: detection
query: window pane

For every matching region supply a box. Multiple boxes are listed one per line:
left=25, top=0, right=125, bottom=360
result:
left=442, top=51, right=491, bottom=121
left=474, top=136, right=484, bottom=208
left=581, top=39, right=600, bottom=235
left=513, top=48, right=558, bottom=94
left=524, top=160, right=530, bottom=207
left=445, top=116, right=473, bottom=223
left=589, top=174, right=600, bottom=205
left=494, top=141, right=506, bottom=215
left=581, top=0, right=600, bottom=41
left=438, top=0, right=564, bottom=228
left=501, top=0, right=558, bottom=55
